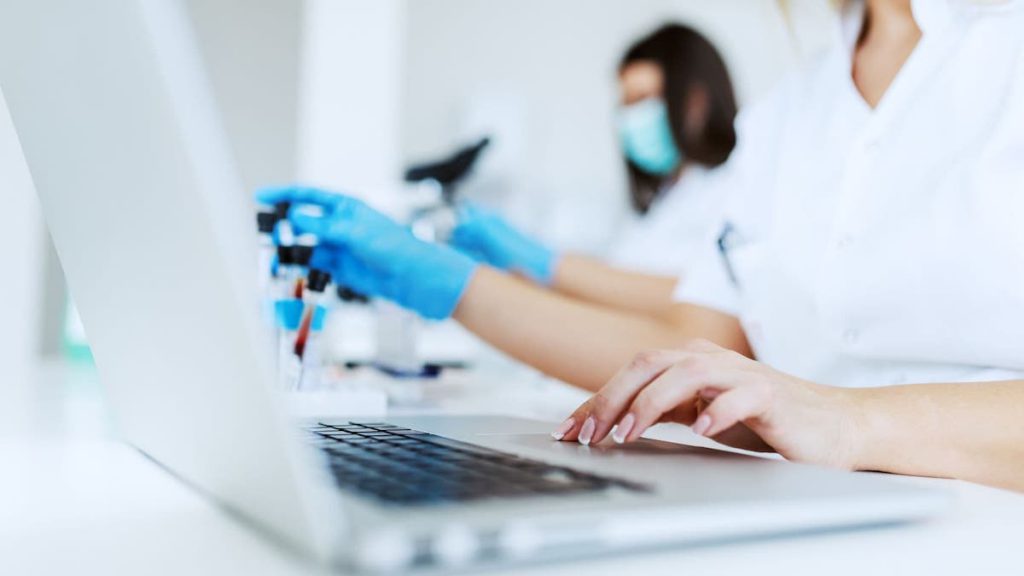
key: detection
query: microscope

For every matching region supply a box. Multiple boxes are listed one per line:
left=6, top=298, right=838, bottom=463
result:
left=405, top=136, right=491, bottom=243
left=372, top=136, right=492, bottom=378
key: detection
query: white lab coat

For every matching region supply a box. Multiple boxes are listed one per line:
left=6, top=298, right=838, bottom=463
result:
left=607, top=166, right=725, bottom=276
left=675, top=0, right=1024, bottom=388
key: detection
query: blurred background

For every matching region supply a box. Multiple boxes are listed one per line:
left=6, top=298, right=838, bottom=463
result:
left=0, top=0, right=836, bottom=431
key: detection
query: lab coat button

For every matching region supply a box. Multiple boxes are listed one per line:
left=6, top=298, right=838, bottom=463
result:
left=842, top=329, right=860, bottom=345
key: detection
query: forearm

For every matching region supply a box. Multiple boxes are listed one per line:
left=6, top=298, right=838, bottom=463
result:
left=552, top=254, right=679, bottom=319
left=454, top=266, right=748, bottom=391
left=852, top=380, right=1024, bottom=491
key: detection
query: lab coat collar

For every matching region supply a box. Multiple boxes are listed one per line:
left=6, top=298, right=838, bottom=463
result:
left=911, top=0, right=955, bottom=35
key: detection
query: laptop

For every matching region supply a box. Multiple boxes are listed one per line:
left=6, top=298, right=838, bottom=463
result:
left=0, top=1, right=947, bottom=572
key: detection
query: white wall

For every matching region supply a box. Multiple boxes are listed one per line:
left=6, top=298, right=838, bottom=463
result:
left=0, top=89, right=45, bottom=430
left=297, top=0, right=408, bottom=207
left=185, top=0, right=303, bottom=193
left=397, top=0, right=835, bottom=253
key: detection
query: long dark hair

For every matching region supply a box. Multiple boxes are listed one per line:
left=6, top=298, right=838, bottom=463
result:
left=620, top=24, right=738, bottom=214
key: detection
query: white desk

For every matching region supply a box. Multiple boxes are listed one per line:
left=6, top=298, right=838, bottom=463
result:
left=4, top=359, right=1024, bottom=575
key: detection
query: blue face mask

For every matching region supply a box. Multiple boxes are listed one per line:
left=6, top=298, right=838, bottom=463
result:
left=618, top=98, right=681, bottom=176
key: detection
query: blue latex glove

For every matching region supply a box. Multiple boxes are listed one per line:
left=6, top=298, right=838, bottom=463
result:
left=450, top=204, right=557, bottom=285
left=255, top=186, right=478, bottom=320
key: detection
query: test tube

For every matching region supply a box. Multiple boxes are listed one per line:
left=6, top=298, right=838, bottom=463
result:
left=275, top=245, right=304, bottom=389
left=256, top=211, right=279, bottom=286
left=292, top=244, right=315, bottom=298
left=273, top=202, right=293, bottom=246
left=256, top=211, right=281, bottom=362
left=294, top=268, right=332, bottom=390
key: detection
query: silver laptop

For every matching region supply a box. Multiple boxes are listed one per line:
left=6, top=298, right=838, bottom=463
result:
left=0, top=1, right=947, bottom=572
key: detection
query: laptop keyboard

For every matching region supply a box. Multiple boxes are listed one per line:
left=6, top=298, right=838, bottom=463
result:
left=305, top=422, right=646, bottom=506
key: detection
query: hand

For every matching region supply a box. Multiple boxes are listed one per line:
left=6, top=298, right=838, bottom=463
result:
left=256, top=186, right=478, bottom=320
left=450, top=204, right=557, bottom=285
left=552, top=339, right=863, bottom=470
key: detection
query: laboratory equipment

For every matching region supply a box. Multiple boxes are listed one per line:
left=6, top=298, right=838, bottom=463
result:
left=257, top=187, right=478, bottom=321
left=258, top=187, right=479, bottom=379
left=256, top=211, right=278, bottom=283
left=405, top=136, right=490, bottom=243
left=274, top=245, right=304, bottom=388
left=294, top=268, right=331, bottom=389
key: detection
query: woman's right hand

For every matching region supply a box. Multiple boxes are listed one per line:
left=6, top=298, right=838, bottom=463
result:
left=256, top=186, right=478, bottom=320
left=553, top=339, right=865, bottom=470
left=450, top=205, right=557, bottom=285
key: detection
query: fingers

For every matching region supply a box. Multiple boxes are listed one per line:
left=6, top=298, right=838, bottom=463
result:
left=455, top=202, right=485, bottom=222
left=289, top=211, right=331, bottom=238
left=448, top=223, right=481, bottom=252
left=553, top=341, right=767, bottom=447
left=309, top=246, right=338, bottom=272
left=695, top=385, right=770, bottom=438
left=255, top=185, right=350, bottom=213
left=558, top=349, right=685, bottom=445
left=622, top=359, right=719, bottom=442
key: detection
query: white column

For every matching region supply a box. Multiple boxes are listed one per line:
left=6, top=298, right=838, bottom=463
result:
left=296, top=0, right=407, bottom=210
left=0, top=88, right=45, bottom=432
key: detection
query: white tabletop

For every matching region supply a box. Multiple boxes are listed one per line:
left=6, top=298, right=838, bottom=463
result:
left=4, top=358, right=1024, bottom=576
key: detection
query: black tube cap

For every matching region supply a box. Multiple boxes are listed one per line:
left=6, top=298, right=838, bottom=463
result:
left=293, top=245, right=314, bottom=267
left=276, top=245, right=296, bottom=265
left=306, top=269, right=331, bottom=293
left=274, top=201, right=291, bottom=219
left=257, top=212, right=278, bottom=233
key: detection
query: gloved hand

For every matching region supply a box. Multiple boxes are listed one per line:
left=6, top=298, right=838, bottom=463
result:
left=255, top=186, right=478, bottom=320
left=450, top=204, right=557, bottom=285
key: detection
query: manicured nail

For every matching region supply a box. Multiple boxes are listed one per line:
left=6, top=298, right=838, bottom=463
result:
left=578, top=417, right=596, bottom=446
left=612, top=413, right=635, bottom=444
left=551, top=418, right=574, bottom=441
left=692, top=414, right=712, bottom=437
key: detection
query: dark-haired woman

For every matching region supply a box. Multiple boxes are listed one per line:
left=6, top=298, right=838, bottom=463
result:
left=607, top=24, right=738, bottom=276
left=457, top=24, right=737, bottom=283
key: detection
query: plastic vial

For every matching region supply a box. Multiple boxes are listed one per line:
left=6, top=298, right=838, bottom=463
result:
left=275, top=246, right=304, bottom=389
left=256, top=212, right=280, bottom=360
left=294, top=268, right=332, bottom=390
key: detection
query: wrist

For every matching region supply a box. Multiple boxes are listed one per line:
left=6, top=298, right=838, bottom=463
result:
left=404, top=244, right=479, bottom=321
left=841, top=387, right=877, bottom=471
left=518, top=243, right=557, bottom=285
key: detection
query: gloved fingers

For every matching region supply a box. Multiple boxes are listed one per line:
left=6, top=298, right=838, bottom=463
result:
left=309, top=246, right=338, bottom=272
left=450, top=241, right=489, bottom=264
left=455, top=202, right=486, bottom=221
left=288, top=210, right=334, bottom=239
left=255, top=185, right=351, bottom=214
left=332, top=248, right=385, bottom=300
left=448, top=223, right=477, bottom=248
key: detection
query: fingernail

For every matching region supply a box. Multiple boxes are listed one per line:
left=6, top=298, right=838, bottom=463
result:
left=692, top=414, right=712, bottom=437
left=551, top=418, right=574, bottom=441
left=578, top=417, right=596, bottom=446
left=612, top=413, right=635, bottom=444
